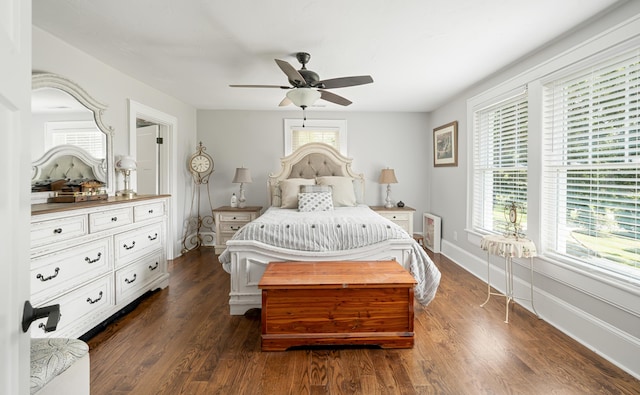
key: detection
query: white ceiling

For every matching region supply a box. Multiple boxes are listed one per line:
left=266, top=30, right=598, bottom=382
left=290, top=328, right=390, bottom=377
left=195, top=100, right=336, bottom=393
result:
left=33, top=0, right=621, bottom=112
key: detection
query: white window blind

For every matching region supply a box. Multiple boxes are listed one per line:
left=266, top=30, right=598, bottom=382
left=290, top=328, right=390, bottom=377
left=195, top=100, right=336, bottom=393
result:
left=472, top=93, right=528, bottom=234
left=542, top=48, right=640, bottom=275
left=291, top=128, right=340, bottom=152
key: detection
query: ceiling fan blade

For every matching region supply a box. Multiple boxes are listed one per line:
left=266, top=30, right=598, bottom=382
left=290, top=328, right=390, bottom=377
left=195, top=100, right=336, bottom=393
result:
left=229, top=84, right=290, bottom=89
left=316, top=75, right=374, bottom=89
left=279, top=97, right=292, bottom=107
left=275, top=59, right=306, bottom=87
left=319, top=90, right=352, bottom=106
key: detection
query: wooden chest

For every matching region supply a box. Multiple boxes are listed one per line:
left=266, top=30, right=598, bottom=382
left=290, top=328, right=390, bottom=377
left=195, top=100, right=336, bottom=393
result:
left=258, top=261, right=416, bottom=351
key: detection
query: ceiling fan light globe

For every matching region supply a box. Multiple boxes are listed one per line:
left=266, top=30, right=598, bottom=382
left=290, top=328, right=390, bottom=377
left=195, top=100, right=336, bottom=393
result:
left=286, top=88, right=321, bottom=108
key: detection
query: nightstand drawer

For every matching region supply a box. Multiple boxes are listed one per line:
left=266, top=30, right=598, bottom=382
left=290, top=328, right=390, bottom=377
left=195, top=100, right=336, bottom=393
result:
left=377, top=212, right=412, bottom=222
left=220, top=222, right=247, bottom=233
left=218, top=212, right=254, bottom=222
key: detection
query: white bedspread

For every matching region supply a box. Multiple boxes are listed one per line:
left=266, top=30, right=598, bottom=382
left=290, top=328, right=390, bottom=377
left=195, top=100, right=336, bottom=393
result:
left=218, top=206, right=441, bottom=305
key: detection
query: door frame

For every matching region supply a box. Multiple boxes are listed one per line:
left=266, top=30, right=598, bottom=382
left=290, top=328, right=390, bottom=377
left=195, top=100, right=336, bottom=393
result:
left=128, top=100, right=177, bottom=259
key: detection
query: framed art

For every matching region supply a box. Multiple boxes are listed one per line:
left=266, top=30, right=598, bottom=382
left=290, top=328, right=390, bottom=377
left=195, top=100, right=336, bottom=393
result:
left=423, top=213, right=442, bottom=253
left=433, top=121, right=458, bottom=167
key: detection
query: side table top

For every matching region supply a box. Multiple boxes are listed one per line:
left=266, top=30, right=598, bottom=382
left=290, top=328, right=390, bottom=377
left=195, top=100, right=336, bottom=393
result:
left=258, top=261, right=416, bottom=289
left=480, top=234, right=537, bottom=258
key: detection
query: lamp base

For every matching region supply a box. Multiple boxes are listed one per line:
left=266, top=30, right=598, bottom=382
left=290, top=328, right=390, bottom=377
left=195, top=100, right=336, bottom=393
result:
left=116, top=189, right=137, bottom=199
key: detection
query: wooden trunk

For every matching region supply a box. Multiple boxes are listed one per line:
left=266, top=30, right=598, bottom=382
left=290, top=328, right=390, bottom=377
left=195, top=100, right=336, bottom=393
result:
left=258, top=261, right=416, bottom=351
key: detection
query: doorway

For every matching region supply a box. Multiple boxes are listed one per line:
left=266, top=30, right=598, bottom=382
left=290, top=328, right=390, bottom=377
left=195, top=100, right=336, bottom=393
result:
left=128, top=100, right=178, bottom=260
left=136, top=120, right=160, bottom=195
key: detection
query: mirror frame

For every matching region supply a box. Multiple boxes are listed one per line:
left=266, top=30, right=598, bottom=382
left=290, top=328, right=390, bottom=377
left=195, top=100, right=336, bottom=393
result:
left=32, top=72, right=115, bottom=196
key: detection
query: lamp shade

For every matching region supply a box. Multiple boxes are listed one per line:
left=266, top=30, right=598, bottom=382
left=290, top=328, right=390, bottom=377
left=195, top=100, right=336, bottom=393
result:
left=379, top=168, right=398, bottom=184
left=232, top=167, right=252, bottom=183
left=116, top=156, right=137, bottom=171
left=286, top=88, right=321, bottom=108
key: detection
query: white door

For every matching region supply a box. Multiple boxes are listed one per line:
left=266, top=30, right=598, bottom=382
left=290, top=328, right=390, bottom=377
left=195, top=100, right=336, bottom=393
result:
left=0, top=0, right=32, bottom=394
left=136, top=124, right=160, bottom=195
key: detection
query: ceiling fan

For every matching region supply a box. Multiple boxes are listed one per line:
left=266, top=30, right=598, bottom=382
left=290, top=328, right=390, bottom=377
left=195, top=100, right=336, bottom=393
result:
left=229, top=52, right=374, bottom=110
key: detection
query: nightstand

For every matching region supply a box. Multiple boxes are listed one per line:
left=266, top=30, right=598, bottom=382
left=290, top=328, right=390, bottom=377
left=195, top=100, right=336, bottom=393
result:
left=212, top=206, right=262, bottom=254
left=370, top=206, right=415, bottom=235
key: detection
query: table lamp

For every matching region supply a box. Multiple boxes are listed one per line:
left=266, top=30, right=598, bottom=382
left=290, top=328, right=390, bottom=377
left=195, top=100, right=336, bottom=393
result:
left=116, top=156, right=137, bottom=198
left=379, top=168, right=398, bottom=208
left=232, top=167, right=252, bottom=208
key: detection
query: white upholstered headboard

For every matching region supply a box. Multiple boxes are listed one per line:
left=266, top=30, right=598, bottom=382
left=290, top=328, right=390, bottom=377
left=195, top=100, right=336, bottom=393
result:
left=32, top=144, right=106, bottom=184
left=267, top=143, right=365, bottom=207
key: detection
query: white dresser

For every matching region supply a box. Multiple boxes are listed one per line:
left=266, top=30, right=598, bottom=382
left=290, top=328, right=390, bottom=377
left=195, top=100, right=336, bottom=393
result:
left=30, top=195, right=171, bottom=339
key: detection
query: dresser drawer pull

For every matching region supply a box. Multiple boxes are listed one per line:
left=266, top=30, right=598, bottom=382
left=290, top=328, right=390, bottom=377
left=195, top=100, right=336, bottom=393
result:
left=148, top=262, right=159, bottom=271
left=123, top=241, right=136, bottom=250
left=148, top=209, right=154, bottom=214
left=148, top=233, right=158, bottom=241
left=86, top=291, right=104, bottom=304
left=111, top=217, right=118, bottom=222
left=36, top=267, right=60, bottom=282
left=53, top=228, right=63, bottom=234
left=85, top=252, right=102, bottom=264
left=125, top=274, right=137, bottom=284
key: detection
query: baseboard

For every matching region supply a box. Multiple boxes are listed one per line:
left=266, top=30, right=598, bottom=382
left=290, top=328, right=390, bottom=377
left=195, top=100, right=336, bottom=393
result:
left=440, top=239, right=640, bottom=380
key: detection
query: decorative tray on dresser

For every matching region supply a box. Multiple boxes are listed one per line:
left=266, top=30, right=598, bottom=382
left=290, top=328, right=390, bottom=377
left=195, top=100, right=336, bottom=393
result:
left=30, top=195, right=171, bottom=339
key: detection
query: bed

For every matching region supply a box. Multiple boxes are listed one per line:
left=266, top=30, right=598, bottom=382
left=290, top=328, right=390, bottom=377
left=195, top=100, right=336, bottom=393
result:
left=218, top=143, right=441, bottom=315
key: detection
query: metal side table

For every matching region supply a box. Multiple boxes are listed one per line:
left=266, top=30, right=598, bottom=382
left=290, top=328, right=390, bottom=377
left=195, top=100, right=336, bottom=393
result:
left=480, top=234, right=538, bottom=323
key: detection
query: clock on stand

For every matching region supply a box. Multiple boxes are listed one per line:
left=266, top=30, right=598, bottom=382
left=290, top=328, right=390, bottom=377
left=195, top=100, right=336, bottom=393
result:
left=182, top=142, right=215, bottom=253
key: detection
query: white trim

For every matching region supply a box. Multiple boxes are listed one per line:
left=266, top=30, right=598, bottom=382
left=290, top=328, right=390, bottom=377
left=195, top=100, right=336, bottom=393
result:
left=128, top=100, right=178, bottom=260
left=283, top=118, right=347, bottom=156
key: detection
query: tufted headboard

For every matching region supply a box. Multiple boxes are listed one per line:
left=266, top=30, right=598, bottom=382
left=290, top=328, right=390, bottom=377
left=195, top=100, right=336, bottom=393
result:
left=32, top=144, right=106, bottom=186
left=267, top=142, right=365, bottom=206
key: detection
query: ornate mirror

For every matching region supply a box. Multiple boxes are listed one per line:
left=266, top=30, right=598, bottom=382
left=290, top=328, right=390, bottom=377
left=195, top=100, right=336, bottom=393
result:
left=31, top=73, right=115, bottom=200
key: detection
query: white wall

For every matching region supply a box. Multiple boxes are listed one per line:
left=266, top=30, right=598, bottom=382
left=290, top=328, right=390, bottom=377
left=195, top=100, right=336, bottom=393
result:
left=429, top=2, right=640, bottom=379
left=32, top=27, right=198, bottom=258
left=196, top=110, right=431, bottom=230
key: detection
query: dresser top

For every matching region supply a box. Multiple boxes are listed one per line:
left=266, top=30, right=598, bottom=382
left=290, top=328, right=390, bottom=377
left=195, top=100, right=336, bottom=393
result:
left=31, top=194, right=171, bottom=216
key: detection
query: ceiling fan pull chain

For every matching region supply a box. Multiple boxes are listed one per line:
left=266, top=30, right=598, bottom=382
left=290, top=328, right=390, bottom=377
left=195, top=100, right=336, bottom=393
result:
left=302, top=107, right=307, bottom=127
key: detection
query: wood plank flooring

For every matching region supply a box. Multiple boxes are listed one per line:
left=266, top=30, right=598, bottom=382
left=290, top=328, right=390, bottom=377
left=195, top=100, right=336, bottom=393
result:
left=87, top=248, right=640, bottom=394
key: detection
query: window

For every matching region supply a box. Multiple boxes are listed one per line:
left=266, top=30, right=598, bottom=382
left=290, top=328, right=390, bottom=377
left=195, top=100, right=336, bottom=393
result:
left=472, top=92, right=529, bottom=235
left=542, top=48, right=640, bottom=275
left=45, top=120, right=106, bottom=159
left=284, top=119, right=347, bottom=155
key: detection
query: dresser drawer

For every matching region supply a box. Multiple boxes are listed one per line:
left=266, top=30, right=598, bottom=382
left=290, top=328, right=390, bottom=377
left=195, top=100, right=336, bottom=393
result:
left=114, top=222, right=164, bottom=267
left=31, top=275, right=114, bottom=338
left=134, top=201, right=165, bottom=222
left=31, top=215, right=88, bottom=249
left=115, top=251, right=165, bottom=302
left=31, top=238, right=112, bottom=305
left=218, top=212, right=254, bottom=222
left=89, top=207, right=134, bottom=233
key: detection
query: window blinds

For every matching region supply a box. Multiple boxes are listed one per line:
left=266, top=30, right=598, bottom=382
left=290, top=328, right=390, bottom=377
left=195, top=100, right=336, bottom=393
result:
left=472, top=93, right=528, bottom=234
left=542, top=48, right=640, bottom=272
left=291, top=128, right=340, bottom=152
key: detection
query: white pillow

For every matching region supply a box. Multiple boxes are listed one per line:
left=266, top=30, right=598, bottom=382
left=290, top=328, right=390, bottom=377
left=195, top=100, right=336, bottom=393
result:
left=316, top=176, right=357, bottom=207
left=280, top=178, right=316, bottom=208
left=298, top=192, right=334, bottom=212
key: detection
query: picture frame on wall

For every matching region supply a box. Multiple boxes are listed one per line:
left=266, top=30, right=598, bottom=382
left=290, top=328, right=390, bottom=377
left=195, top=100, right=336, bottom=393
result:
left=433, top=121, right=458, bottom=167
left=423, top=213, right=442, bottom=253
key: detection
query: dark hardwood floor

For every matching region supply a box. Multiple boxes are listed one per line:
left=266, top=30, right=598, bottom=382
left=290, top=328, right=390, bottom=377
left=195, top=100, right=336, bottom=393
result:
left=87, top=247, right=640, bottom=394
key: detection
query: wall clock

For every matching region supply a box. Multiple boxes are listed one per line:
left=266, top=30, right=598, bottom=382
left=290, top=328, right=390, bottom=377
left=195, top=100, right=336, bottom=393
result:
left=182, top=142, right=215, bottom=252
